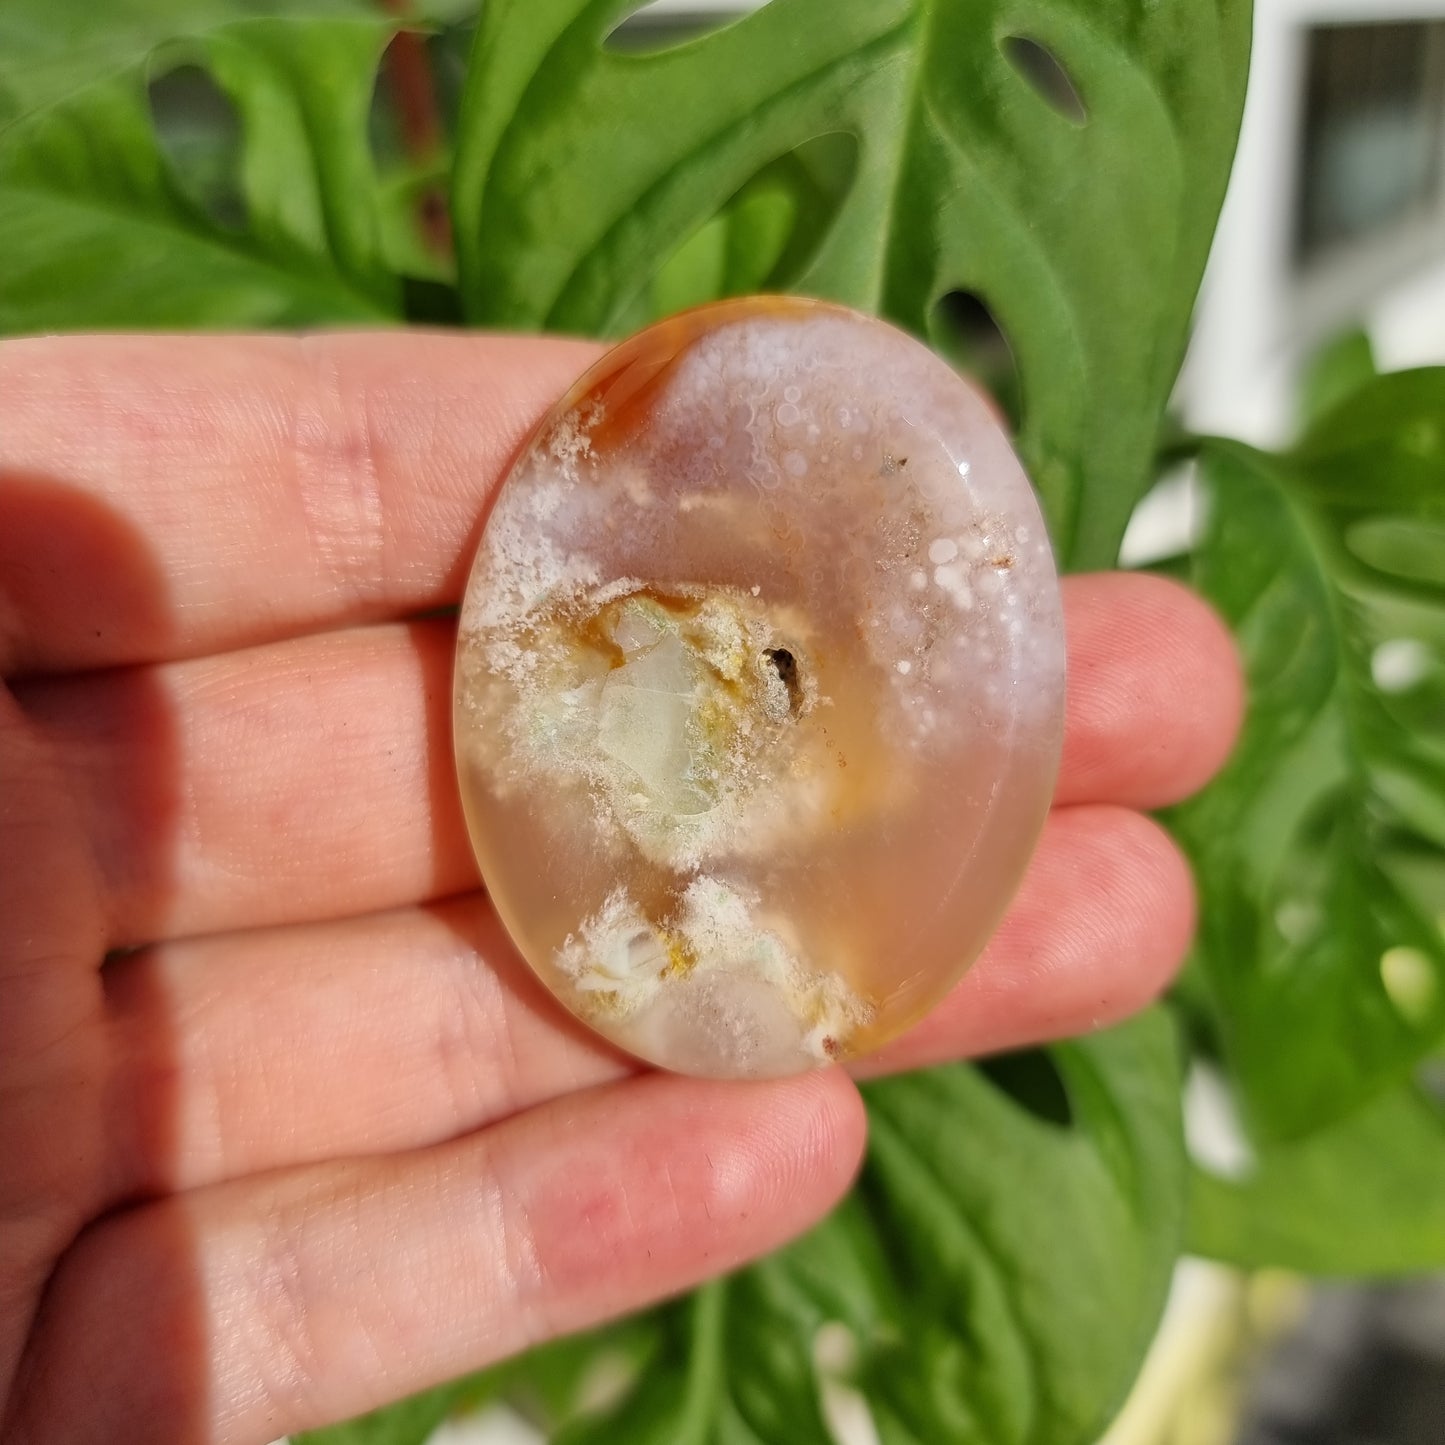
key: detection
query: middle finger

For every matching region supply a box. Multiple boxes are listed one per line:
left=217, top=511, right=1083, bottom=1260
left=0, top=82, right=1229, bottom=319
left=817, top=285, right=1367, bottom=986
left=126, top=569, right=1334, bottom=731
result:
left=17, top=573, right=1238, bottom=947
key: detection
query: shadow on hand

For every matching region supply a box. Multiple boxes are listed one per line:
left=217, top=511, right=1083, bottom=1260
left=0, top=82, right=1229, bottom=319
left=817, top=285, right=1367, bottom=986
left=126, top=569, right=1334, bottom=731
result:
left=0, top=470, right=206, bottom=1442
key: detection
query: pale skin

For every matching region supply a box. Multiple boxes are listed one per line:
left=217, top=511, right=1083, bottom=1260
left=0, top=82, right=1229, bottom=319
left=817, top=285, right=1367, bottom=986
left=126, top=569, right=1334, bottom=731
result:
left=0, top=333, right=1245, bottom=1444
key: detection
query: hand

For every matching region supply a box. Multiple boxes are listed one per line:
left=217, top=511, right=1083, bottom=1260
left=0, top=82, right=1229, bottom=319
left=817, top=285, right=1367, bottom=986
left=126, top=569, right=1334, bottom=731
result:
left=0, top=333, right=1243, bottom=1443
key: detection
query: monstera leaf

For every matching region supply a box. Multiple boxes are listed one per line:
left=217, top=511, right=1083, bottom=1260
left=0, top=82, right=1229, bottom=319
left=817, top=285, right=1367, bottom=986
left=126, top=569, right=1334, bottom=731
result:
left=452, top=0, right=1251, bottom=567
left=0, top=2, right=414, bottom=331
left=1173, top=370, right=1445, bottom=1140
left=300, top=1017, right=1185, bottom=1445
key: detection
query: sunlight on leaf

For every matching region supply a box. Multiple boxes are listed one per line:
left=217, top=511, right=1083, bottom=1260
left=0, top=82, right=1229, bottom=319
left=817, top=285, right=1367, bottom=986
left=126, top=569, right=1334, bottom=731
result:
left=602, top=2, right=747, bottom=56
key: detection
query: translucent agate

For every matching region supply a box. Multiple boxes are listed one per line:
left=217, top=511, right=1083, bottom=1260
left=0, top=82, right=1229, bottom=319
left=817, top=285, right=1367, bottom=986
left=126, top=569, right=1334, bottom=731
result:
left=454, top=298, right=1065, bottom=1078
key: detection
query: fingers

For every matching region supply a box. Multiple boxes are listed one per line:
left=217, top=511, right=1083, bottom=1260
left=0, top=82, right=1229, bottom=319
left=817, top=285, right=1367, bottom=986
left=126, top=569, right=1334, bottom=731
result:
left=7, top=1071, right=864, bottom=1445
left=102, top=805, right=1192, bottom=1202
left=0, top=333, right=599, bottom=676
left=18, top=575, right=1242, bottom=947
left=16, top=620, right=469, bottom=946
left=0, top=337, right=1245, bottom=736
left=104, top=895, right=627, bottom=1197
left=1055, top=572, right=1243, bottom=809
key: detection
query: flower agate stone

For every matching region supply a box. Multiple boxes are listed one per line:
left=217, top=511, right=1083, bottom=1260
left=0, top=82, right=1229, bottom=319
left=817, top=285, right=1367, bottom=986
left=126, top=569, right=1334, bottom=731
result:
left=454, top=297, right=1065, bottom=1079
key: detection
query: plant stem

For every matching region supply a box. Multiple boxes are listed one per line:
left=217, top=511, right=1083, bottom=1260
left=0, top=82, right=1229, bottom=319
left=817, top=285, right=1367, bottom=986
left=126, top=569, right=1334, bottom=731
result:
left=381, top=4, right=452, bottom=261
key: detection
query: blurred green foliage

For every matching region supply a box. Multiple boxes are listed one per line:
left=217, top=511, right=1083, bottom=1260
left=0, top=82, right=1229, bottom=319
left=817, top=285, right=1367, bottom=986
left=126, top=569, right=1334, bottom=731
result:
left=1174, top=372, right=1445, bottom=1142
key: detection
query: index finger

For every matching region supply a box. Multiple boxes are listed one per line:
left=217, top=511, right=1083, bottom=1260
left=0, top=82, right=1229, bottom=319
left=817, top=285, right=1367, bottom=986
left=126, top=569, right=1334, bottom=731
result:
left=0, top=332, right=599, bottom=676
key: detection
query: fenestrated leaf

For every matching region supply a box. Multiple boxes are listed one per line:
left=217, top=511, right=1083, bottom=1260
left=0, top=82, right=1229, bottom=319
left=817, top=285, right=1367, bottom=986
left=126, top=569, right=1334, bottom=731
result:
left=1189, top=1075, right=1445, bottom=1274
left=1172, top=371, right=1445, bottom=1140
left=0, top=0, right=473, bottom=122
left=0, top=4, right=415, bottom=332
left=305, top=1016, right=1183, bottom=1445
left=452, top=0, right=1251, bottom=567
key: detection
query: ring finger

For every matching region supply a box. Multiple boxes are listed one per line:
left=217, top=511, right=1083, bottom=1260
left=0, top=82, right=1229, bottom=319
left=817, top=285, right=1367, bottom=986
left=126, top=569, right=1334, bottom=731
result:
left=15, top=573, right=1241, bottom=948
left=101, top=802, right=1193, bottom=1203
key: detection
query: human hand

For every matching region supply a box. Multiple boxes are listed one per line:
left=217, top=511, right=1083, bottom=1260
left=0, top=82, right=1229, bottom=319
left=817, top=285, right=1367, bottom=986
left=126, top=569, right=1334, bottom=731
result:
left=0, top=333, right=1243, bottom=1443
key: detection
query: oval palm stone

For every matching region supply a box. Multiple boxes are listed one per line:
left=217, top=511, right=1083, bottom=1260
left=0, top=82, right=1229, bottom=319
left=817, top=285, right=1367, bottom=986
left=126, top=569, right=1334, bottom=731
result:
left=454, top=298, right=1065, bottom=1078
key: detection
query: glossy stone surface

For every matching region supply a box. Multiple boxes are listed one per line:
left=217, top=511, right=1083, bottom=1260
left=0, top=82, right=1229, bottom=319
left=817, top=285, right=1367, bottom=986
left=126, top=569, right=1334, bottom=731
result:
left=454, top=298, right=1065, bottom=1078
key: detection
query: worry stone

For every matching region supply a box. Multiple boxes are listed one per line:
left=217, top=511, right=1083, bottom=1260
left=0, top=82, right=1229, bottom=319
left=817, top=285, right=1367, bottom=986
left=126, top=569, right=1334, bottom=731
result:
left=454, top=297, right=1065, bottom=1078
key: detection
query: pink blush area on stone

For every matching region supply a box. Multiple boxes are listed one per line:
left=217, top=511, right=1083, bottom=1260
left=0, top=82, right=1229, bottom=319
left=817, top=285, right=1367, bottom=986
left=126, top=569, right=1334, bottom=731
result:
left=454, top=297, right=1065, bottom=1079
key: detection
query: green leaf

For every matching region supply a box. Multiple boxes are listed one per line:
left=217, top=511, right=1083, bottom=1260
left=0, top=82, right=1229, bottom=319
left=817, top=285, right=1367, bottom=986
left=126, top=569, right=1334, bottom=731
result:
left=0, top=4, right=412, bottom=332
left=854, top=1027, right=1183, bottom=1445
left=0, top=0, right=471, bottom=122
left=0, top=0, right=337, bottom=123
left=1172, top=370, right=1445, bottom=1140
left=452, top=0, right=1251, bottom=567
left=1189, top=1076, right=1445, bottom=1274
left=308, top=1017, right=1182, bottom=1445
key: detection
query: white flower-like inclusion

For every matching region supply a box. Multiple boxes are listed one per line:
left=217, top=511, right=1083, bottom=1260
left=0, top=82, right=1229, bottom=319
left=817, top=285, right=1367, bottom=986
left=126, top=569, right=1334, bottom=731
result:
left=559, top=877, right=862, bottom=1073
left=454, top=297, right=1066, bottom=1079
left=499, top=586, right=826, bottom=871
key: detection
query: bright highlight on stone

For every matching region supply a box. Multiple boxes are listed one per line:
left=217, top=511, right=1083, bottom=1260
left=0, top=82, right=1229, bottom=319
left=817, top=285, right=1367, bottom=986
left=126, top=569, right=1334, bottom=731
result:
left=454, top=297, right=1065, bottom=1078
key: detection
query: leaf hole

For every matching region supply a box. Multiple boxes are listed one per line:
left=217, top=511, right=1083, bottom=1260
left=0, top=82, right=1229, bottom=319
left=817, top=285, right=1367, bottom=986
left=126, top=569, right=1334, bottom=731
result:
left=572, top=1346, right=649, bottom=1415
left=929, top=290, right=1022, bottom=430
left=1001, top=36, right=1087, bottom=125
left=604, top=2, right=754, bottom=55
left=977, top=1049, right=1075, bottom=1129
left=1372, top=638, right=1432, bottom=694
left=146, top=63, right=246, bottom=232
left=1119, top=460, right=1207, bottom=569
left=613, top=131, right=858, bottom=331
left=423, top=29, right=472, bottom=139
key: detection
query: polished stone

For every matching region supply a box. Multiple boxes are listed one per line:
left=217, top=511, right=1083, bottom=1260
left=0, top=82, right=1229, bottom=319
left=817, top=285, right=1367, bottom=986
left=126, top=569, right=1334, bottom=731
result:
left=454, top=297, right=1065, bottom=1078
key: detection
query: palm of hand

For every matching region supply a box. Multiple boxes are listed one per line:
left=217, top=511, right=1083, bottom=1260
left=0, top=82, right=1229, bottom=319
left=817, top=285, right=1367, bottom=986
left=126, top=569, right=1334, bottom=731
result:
left=0, top=333, right=1241, bottom=1444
